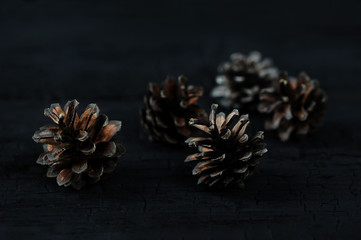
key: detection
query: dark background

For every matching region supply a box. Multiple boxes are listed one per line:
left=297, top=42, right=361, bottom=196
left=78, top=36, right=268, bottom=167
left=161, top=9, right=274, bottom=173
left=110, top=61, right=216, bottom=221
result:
left=1, top=0, right=361, bottom=239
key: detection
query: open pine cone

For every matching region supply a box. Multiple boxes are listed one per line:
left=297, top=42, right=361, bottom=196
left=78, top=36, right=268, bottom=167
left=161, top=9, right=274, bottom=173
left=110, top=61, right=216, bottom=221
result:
left=185, top=104, right=267, bottom=188
left=32, top=100, right=125, bottom=190
left=140, top=75, right=207, bottom=145
left=258, top=72, right=328, bottom=142
left=211, top=51, right=278, bottom=110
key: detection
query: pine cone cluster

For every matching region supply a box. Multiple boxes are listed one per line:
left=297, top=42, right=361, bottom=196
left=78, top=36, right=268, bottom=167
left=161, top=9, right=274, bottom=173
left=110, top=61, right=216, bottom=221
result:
left=258, top=72, right=328, bottom=141
left=211, top=51, right=278, bottom=110
left=29, top=51, right=329, bottom=191
left=32, top=100, right=125, bottom=190
left=140, top=75, right=207, bottom=145
left=185, top=104, right=267, bottom=188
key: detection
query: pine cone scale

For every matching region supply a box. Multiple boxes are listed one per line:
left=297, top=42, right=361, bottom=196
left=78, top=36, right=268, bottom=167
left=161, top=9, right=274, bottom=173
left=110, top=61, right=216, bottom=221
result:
left=72, top=160, right=88, bottom=174
left=63, top=100, right=79, bottom=127
left=36, top=152, right=53, bottom=165
left=78, top=104, right=99, bottom=130
left=57, top=168, right=73, bottom=186
left=93, top=141, right=116, bottom=157
left=79, top=140, right=96, bottom=155
left=94, top=120, right=122, bottom=143
left=87, top=164, right=103, bottom=178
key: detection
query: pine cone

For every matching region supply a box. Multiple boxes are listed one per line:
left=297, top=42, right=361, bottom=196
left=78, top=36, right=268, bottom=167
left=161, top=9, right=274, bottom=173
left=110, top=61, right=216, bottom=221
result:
left=140, top=75, right=207, bottom=145
left=185, top=104, right=267, bottom=188
left=258, top=72, right=328, bottom=142
left=32, top=100, right=125, bottom=190
left=211, top=51, right=278, bottom=111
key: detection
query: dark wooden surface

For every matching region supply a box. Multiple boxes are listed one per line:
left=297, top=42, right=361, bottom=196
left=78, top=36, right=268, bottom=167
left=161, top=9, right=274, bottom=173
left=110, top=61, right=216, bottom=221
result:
left=1, top=0, right=361, bottom=239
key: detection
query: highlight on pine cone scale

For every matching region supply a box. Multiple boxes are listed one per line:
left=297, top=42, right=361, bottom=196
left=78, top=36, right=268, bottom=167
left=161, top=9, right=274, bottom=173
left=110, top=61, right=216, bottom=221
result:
left=32, top=100, right=125, bottom=190
left=211, top=51, right=278, bottom=110
left=258, top=71, right=328, bottom=141
left=140, top=75, right=207, bottom=145
left=185, top=104, right=267, bottom=188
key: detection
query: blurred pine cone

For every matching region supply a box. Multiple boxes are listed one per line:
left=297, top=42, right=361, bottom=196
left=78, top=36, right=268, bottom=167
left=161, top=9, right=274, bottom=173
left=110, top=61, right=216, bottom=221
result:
left=140, top=75, right=207, bottom=145
left=258, top=72, right=328, bottom=142
left=211, top=51, right=278, bottom=111
left=185, top=104, right=267, bottom=188
left=33, top=100, right=125, bottom=190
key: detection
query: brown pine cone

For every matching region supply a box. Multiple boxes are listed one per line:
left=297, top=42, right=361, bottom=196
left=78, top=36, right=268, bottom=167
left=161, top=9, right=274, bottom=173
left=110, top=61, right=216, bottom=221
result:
left=211, top=51, right=278, bottom=111
left=140, top=75, right=207, bottom=145
left=258, top=72, right=328, bottom=142
left=185, top=104, right=267, bottom=188
left=32, top=100, right=125, bottom=190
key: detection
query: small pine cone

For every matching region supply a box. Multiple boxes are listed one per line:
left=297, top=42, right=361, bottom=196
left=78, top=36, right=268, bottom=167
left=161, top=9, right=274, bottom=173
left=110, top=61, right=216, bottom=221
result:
left=140, top=75, right=207, bottom=145
left=258, top=72, right=328, bottom=142
left=185, top=104, right=267, bottom=188
left=32, top=100, right=125, bottom=190
left=211, top=51, right=278, bottom=110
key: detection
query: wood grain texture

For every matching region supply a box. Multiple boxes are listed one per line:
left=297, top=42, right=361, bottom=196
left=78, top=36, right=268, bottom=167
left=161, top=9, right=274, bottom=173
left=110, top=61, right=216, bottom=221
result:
left=0, top=0, right=361, bottom=239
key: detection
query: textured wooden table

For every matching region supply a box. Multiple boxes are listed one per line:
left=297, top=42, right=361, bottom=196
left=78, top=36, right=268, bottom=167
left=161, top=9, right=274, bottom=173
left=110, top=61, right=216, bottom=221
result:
left=0, top=1, right=361, bottom=239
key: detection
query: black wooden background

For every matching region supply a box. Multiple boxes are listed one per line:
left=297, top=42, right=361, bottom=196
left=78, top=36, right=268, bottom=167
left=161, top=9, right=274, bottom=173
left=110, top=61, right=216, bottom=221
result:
left=1, top=0, right=361, bottom=239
